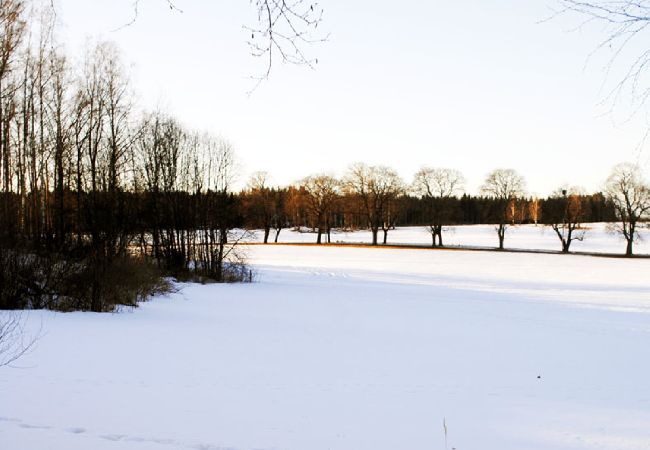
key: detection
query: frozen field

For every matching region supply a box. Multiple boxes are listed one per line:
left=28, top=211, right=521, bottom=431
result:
left=255, top=223, right=650, bottom=255
left=2, top=245, right=650, bottom=450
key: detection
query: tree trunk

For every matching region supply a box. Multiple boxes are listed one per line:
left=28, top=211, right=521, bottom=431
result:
left=55, top=137, right=64, bottom=247
left=274, top=228, right=281, bottom=243
left=263, top=227, right=270, bottom=244
left=563, top=227, right=572, bottom=253
left=498, top=224, right=505, bottom=250
left=382, top=228, right=388, bottom=244
left=90, top=258, right=104, bottom=312
left=371, top=228, right=378, bottom=245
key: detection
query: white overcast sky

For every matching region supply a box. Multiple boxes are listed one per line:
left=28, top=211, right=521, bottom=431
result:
left=54, top=0, right=650, bottom=195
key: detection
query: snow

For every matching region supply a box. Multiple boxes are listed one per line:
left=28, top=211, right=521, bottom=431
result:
left=256, top=223, right=650, bottom=255
left=2, top=245, right=650, bottom=450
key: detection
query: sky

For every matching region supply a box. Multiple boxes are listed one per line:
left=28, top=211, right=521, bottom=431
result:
left=53, top=0, right=650, bottom=195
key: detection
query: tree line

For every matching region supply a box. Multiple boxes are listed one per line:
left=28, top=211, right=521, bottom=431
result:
left=239, top=164, right=649, bottom=255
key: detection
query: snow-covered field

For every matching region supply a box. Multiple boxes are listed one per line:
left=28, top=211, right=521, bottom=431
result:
left=255, top=223, right=650, bottom=255
left=2, top=245, right=650, bottom=450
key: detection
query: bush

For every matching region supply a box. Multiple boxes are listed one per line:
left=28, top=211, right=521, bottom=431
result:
left=0, top=249, right=171, bottom=312
left=56, top=256, right=171, bottom=312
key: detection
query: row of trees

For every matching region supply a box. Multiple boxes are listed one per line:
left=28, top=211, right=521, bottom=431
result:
left=240, top=163, right=650, bottom=256
left=0, top=2, right=249, bottom=311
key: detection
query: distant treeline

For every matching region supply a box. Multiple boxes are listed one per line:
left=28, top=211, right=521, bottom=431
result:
left=335, top=192, right=615, bottom=227
left=238, top=164, right=648, bottom=254
left=241, top=188, right=616, bottom=233
left=238, top=172, right=616, bottom=244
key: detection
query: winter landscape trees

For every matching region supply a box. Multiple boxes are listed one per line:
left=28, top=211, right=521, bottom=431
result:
left=343, top=163, right=405, bottom=246
left=480, top=169, right=527, bottom=250
left=604, top=163, right=650, bottom=256
left=243, top=172, right=276, bottom=244
left=1, top=0, right=649, bottom=315
left=412, top=167, right=465, bottom=247
left=544, top=186, right=590, bottom=253
left=300, top=174, right=339, bottom=244
left=234, top=162, right=646, bottom=257
left=3, top=3, right=650, bottom=450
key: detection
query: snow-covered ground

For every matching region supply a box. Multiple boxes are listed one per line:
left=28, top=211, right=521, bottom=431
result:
left=2, top=245, right=650, bottom=450
left=255, top=223, right=650, bottom=255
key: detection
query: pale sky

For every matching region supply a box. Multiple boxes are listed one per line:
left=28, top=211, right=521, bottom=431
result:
left=54, top=0, right=650, bottom=195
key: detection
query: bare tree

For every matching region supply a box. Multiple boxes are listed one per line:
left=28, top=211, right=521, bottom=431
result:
left=300, top=173, right=339, bottom=244
left=245, top=171, right=275, bottom=243
left=49, top=50, right=72, bottom=247
left=77, top=41, right=135, bottom=311
left=412, top=167, right=465, bottom=247
left=481, top=169, right=526, bottom=250
left=380, top=193, right=401, bottom=245
left=247, top=170, right=269, bottom=191
left=202, top=135, right=236, bottom=193
left=245, top=174, right=290, bottom=243
left=0, top=0, right=27, bottom=239
left=604, top=162, right=650, bottom=256
left=271, top=188, right=288, bottom=243
left=101, top=42, right=132, bottom=195
left=344, top=163, right=405, bottom=245
left=544, top=186, right=590, bottom=253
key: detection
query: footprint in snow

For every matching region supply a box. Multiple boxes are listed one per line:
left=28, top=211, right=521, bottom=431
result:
left=19, top=423, right=52, bottom=430
left=65, top=427, right=86, bottom=434
left=100, top=434, right=126, bottom=441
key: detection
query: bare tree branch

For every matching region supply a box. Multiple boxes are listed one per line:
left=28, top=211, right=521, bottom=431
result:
left=554, top=1, right=650, bottom=119
left=83, top=0, right=326, bottom=91
left=245, top=0, right=327, bottom=92
left=113, top=0, right=184, bottom=32
left=0, top=311, right=40, bottom=368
